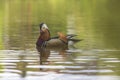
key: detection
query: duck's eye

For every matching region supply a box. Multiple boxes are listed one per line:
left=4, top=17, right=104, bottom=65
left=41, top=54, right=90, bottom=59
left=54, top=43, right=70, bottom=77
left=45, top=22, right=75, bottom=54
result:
left=42, top=26, right=46, bottom=30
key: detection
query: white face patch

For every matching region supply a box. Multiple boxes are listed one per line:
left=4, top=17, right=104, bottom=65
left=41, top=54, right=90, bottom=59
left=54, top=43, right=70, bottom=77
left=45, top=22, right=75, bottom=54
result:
left=42, top=24, right=48, bottom=30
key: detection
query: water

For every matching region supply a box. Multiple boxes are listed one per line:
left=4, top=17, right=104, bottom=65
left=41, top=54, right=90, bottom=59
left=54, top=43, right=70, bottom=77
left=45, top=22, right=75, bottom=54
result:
left=0, top=0, right=120, bottom=80
left=0, top=50, right=120, bottom=80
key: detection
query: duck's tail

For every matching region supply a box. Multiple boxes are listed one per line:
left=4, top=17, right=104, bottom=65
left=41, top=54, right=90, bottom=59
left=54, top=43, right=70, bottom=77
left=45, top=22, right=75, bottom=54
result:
left=68, top=38, right=83, bottom=46
left=66, top=34, right=83, bottom=45
left=66, top=34, right=77, bottom=39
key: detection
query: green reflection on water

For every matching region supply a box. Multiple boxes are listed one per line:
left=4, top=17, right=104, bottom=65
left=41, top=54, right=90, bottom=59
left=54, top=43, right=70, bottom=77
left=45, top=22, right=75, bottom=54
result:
left=0, top=1, right=120, bottom=49
left=0, top=0, right=5, bottom=49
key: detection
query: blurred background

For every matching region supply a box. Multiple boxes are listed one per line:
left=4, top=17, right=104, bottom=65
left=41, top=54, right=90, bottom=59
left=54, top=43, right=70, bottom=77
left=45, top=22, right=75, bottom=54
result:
left=0, top=0, right=120, bottom=80
left=0, top=0, right=120, bottom=50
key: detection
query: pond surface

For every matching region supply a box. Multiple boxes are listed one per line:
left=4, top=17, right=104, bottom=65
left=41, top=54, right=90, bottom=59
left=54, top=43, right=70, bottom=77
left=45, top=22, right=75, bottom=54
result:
left=0, top=49, right=120, bottom=80
left=0, top=0, right=120, bottom=80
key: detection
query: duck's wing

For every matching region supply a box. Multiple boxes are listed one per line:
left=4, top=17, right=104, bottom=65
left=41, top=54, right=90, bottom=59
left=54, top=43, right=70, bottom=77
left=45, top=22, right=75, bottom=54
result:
left=45, top=39, right=68, bottom=50
left=51, top=34, right=77, bottom=39
left=50, top=33, right=83, bottom=44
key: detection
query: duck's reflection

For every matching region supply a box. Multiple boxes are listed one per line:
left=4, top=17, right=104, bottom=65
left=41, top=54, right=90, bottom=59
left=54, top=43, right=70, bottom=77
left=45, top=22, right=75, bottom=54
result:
left=38, top=48, right=50, bottom=65
left=36, top=46, right=68, bottom=71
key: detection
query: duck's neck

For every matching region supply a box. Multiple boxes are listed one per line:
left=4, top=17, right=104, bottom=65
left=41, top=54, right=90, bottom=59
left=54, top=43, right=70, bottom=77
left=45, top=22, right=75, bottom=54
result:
left=36, top=37, right=45, bottom=47
left=36, top=29, right=50, bottom=47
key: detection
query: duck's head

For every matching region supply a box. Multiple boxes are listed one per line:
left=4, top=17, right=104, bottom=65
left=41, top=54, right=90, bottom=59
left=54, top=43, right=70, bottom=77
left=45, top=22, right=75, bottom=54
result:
left=39, top=23, right=50, bottom=41
left=40, top=23, right=48, bottom=31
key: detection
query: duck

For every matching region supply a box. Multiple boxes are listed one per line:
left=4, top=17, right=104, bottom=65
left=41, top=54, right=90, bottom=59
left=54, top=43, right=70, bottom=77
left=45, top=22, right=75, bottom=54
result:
left=36, top=23, right=82, bottom=50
